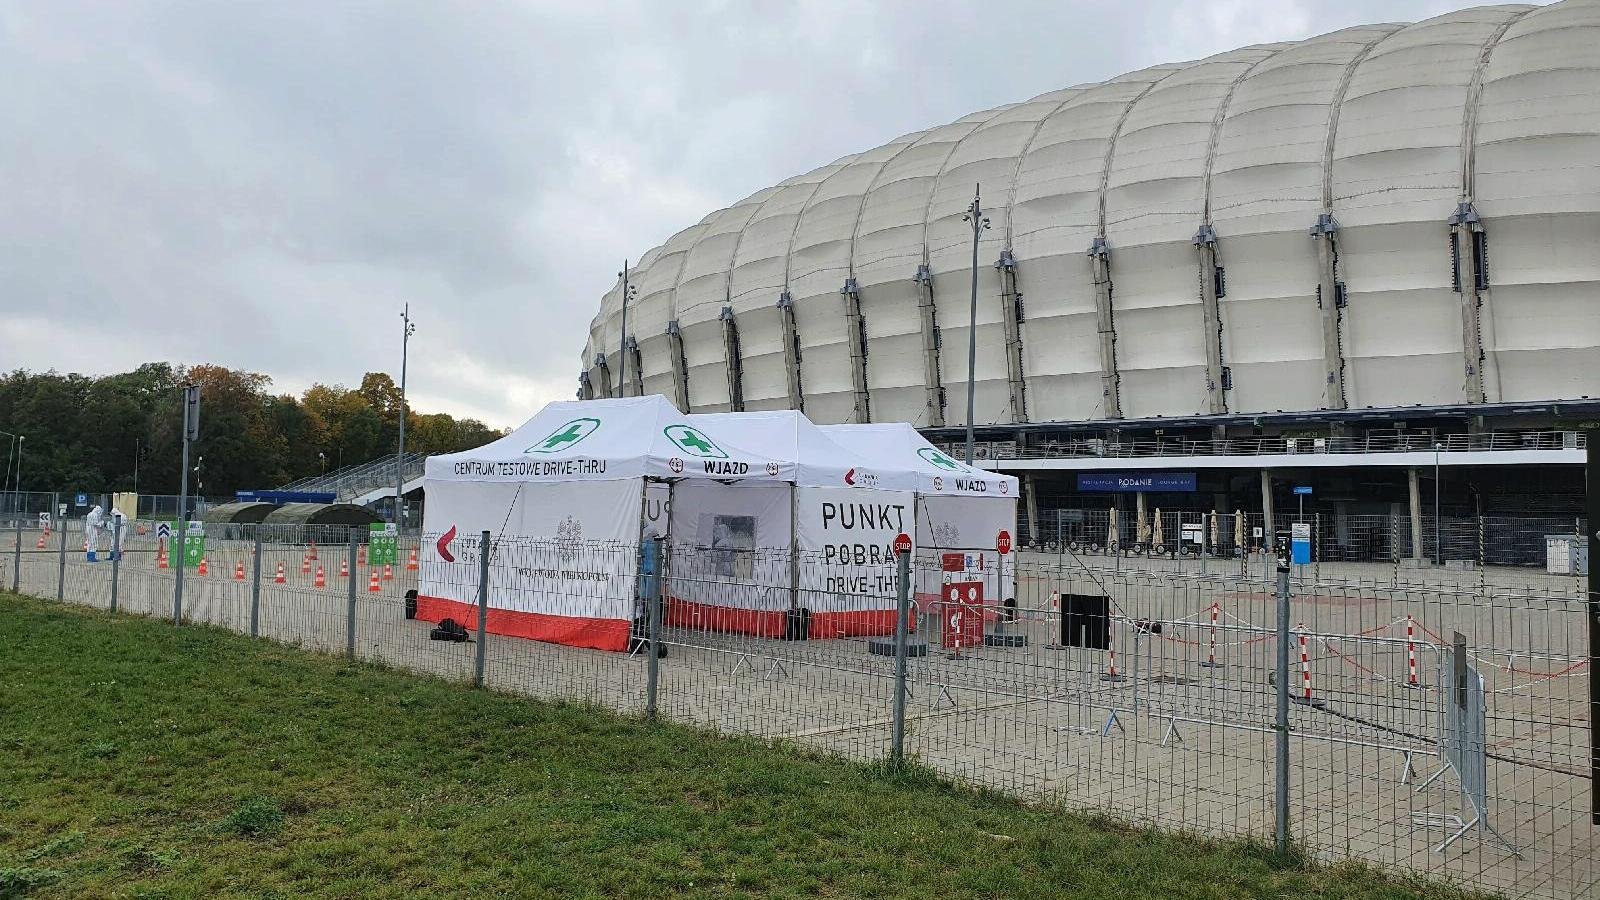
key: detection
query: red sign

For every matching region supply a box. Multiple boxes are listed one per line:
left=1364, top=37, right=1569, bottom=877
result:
left=941, top=581, right=985, bottom=649
left=893, top=532, right=913, bottom=556
left=941, top=552, right=965, bottom=572
left=997, top=529, right=1012, bottom=555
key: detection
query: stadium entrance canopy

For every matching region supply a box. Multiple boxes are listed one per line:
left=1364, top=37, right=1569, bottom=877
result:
left=418, top=395, right=794, bottom=651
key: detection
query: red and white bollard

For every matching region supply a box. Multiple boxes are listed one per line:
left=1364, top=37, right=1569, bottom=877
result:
left=1292, top=624, right=1323, bottom=707
left=1199, top=601, right=1221, bottom=668
left=1405, top=615, right=1420, bottom=688
left=1100, top=638, right=1126, bottom=683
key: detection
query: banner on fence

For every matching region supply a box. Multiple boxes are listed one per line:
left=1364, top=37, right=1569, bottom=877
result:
left=1076, top=473, right=1197, bottom=493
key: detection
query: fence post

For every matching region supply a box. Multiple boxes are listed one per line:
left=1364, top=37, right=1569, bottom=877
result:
left=1273, top=538, right=1292, bottom=853
left=250, top=529, right=262, bottom=638
left=11, top=514, right=20, bottom=594
left=56, top=514, right=67, bottom=602
left=645, top=539, right=662, bottom=720
left=174, top=519, right=186, bottom=625
left=891, top=545, right=911, bottom=769
left=110, top=521, right=121, bottom=613
left=345, top=531, right=358, bottom=660
left=474, top=530, right=490, bottom=688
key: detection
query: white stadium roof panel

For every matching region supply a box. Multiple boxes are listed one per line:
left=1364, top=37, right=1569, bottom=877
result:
left=584, top=1, right=1600, bottom=424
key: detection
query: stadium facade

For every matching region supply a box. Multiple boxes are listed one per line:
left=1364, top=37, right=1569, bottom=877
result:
left=581, top=2, right=1598, bottom=553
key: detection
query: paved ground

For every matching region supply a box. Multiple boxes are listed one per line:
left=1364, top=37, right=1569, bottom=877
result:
left=3, top=529, right=1594, bottom=900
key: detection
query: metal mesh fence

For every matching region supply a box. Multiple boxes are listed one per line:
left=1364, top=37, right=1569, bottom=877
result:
left=1, top=514, right=1593, bottom=899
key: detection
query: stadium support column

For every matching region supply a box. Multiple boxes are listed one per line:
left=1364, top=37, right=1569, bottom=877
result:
left=1408, top=467, right=1425, bottom=563
left=624, top=337, right=643, bottom=397
left=841, top=278, right=871, bottom=423
left=666, top=320, right=690, bottom=411
left=1448, top=202, right=1487, bottom=404
left=777, top=291, right=805, bottom=411
left=995, top=250, right=1028, bottom=423
left=592, top=353, right=614, bottom=399
left=1088, top=237, right=1122, bottom=419
left=1311, top=214, right=1346, bottom=409
left=1193, top=225, right=1227, bottom=415
left=719, top=306, right=745, bottom=412
left=1024, top=474, right=1039, bottom=546
left=578, top=372, right=594, bottom=401
left=1260, top=470, right=1275, bottom=544
left=913, top=265, right=944, bottom=427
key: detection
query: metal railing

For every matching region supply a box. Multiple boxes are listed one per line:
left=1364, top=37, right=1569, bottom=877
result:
left=3, top=519, right=1594, bottom=899
left=279, top=452, right=428, bottom=501
left=943, top=430, right=1586, bottom=462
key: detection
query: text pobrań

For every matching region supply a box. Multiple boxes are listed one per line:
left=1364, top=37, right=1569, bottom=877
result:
left=819, top=500, right=907, bottom=594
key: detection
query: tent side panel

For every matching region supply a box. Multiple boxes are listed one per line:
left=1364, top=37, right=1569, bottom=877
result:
left=795, top=486, right=914, bottom=637
left=665, top=482, right=793, bottom=638
left=418, top=479, right=644, bottom=652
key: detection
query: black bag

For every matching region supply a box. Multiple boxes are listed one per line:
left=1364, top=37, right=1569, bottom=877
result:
left=404, top=589, right=418, bottom=620
left=430, top=617, right=469, bottom=642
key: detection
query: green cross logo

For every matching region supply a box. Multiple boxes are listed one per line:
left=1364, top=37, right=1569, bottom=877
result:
left=663, top=425, right=728, bottom=458
left=919, top=447, right=962, bottom=471
left=526, top=417, right=600, bottom=453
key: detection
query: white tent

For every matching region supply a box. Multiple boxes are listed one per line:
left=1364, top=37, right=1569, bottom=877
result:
left=818, top=423, right=1019, bottom=613
left=419, top=396, right=794, bottom=651
left=673, top=411, right=918, bottom=639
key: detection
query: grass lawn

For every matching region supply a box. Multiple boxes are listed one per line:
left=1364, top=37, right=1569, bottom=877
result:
left=0, top=592, right=1481, bottom=899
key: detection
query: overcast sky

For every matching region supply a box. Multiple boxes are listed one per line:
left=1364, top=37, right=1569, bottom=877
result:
left=0, top=0, right=1498, bottom=429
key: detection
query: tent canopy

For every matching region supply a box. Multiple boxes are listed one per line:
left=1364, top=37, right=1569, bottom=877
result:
left=686, top=411, right=918, bottom=491
left=818, top=423, right=1019, bottom=498
left=262, top=503, right=383, bottom=526
left=426, top=395, right=795, bottom=485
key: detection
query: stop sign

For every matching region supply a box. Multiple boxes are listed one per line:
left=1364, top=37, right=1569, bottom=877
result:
left=893, top=532, right=913, bottom=556
left=997, top=530, right=1012, bottom=555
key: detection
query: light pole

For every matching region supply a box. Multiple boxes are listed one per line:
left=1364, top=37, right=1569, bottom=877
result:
left=394, top=303, right=416, bottom=526
left=961, top=184, right=989, bottom=465
left=132, top=438, right=141, bottom=500
left=0, top=430, right=16, bottom=515
left=1440, top=438, right=1452, bottom=563
left=319, top=451, right=327, bottom=476
left=618, top=261, right=637, bottom=398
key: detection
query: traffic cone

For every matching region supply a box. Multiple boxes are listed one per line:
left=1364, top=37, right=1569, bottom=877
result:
left=307, top=540, right=318, bottom=561
left=35, top=533, right=45, bottom=549
left=383, top=563, right=394, bottom=581
left=157, top=543, right=169, bottom=569
left=197, top=557, right=209, bottom=576
left=358, top=544, right=368, bottom=566
left=234, top=561, right=246, bottom=582
left=339, top=558, right=349, bottom=578
left=274, top=562, right=287, bottom=584
left=314, top=565, right=327, bottom=589
left=406, top=547, right=419, bottom=571
left=367, top=569, right=381, bottom=593
left=300, top=555, right=312, bottom=575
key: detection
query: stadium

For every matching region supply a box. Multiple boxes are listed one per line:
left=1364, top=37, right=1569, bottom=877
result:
left=579, top=1, right=1598, bottom=560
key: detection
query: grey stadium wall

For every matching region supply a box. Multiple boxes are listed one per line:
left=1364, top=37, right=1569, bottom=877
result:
left=581, top=1, right=1600, bottom=428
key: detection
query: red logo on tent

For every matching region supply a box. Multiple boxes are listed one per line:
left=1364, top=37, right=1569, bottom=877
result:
left=844, top=467, right=856, bottom=486
left=436, top=526, right=457, bottom=562
left=668, top=457, right=684, bottom=474
left=997, top=530, right=1012, bottom=555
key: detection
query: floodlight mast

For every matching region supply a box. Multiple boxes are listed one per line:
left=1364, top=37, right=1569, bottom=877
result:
left=961, top=185, right=989, bottom=466
left=395, top=303, right=416, bottom=526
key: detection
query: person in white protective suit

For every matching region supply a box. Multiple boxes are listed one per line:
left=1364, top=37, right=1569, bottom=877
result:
left=84, top=504, right=106, bottom=562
